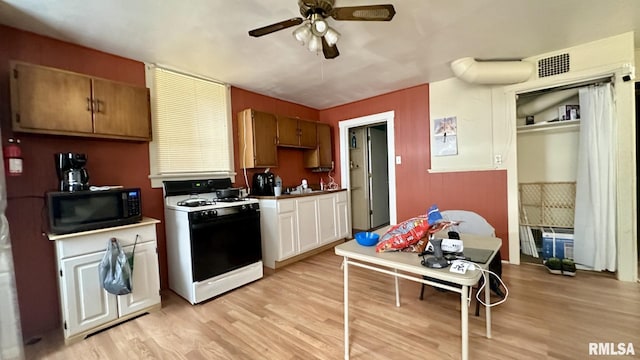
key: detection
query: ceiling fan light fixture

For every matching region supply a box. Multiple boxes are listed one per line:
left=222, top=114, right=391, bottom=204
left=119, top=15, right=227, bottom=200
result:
left=324, top=27, right=340, bottom=46
left=293, top=22, right=312, bottom=44
left=310, top=13, right=328, bottom=37
left=308, top=35, right=322, bottom=53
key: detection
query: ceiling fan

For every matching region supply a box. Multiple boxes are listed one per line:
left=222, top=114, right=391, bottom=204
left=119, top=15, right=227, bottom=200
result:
left=248, top=0, right=396, bottom=59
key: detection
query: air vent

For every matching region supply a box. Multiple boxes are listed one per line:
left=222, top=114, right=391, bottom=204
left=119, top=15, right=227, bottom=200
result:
left=538, top=53, right=570, bottom=78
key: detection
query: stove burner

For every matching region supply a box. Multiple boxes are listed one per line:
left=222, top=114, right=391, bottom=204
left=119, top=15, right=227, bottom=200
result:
left=177, top=198, right=214, bottom=207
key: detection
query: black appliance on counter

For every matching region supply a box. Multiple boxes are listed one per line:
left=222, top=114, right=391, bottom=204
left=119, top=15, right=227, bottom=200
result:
left=251, top=171, right=275, bottom=196
left=47, top=188, right=143, bottom=234
left=55, top=152, right=89, bottom=191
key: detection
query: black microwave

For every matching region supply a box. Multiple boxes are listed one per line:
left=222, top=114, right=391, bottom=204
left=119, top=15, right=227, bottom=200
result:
left=47, top=188, right=143, bottom=234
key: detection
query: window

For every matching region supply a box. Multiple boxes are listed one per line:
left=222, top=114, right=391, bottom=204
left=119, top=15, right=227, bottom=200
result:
left=146, top=65, right=234, bottom=187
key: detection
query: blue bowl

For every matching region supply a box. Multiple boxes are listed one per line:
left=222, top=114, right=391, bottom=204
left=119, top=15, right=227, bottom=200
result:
left=355, top=232, right=380, bottom=246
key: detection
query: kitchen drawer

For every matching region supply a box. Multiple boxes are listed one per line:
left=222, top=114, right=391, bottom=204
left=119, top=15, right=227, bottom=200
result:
left=193, top=262, right=263, bottom=303
left=277, top=199, right=296, bottom=214
left=54, top=221, right=158, bottom=259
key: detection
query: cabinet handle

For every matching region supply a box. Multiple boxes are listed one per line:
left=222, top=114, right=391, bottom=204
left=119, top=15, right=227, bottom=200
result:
left=95, top=100, right=102, bottom=113
left=86, top=97, right=92, bottom=111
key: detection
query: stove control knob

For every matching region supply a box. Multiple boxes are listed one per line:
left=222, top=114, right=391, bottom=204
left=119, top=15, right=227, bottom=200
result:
left=211, top=210, right=218, bottom=217
left=241, top=204, right=248, bottom=211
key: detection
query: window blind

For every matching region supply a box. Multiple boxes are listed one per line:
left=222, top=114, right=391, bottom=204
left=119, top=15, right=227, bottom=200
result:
left=149, top=66, right=232, bottom=175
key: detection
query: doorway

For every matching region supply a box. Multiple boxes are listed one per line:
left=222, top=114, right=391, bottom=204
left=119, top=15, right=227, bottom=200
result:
left=348, top=124, right=390, bottom=232
left=339, top=111, right=397, bottom=230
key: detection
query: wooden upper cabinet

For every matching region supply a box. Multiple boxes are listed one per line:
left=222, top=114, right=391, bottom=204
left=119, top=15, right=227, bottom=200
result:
left=298, top=119, right=317, bottom=148
left=10, top=62, right=94, bottom=133
left=92, top=79, right=151, bottom=139
left=276, top=116, right=300, bottom=147
left=304, top=122, right=333, bottom=168
left=238, top=108, right=278, bottom=168
left=277, top=116, right=317, bottom=149
left=10, top=61, right=151, bottom=141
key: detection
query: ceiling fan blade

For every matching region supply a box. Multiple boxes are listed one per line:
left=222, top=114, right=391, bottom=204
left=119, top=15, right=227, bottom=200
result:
left=330, top=5, right=396, bottom=21
left=248, top=18, right=304, bottom=37
left=322, top=37, right=339, bottom=59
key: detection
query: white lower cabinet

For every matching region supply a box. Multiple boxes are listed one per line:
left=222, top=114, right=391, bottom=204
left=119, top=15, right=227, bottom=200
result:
left=336, top=191, right=351, bottom=239
left=260, top=190, right=351, bottom=269
left=297, top=196, right=320, bottom=252
left=49, top=218, right=161, bottom=344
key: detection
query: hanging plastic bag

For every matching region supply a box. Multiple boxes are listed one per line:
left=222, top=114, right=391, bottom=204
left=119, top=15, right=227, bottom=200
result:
left=98, top=237, right=132, bottom=295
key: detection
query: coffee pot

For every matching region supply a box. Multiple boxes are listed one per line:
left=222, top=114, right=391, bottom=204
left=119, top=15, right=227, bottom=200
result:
left=55, top=153, right=90, bottom=191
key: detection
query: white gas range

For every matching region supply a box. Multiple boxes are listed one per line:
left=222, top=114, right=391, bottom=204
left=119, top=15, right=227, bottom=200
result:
left=163, top=179, right=263, bottom=304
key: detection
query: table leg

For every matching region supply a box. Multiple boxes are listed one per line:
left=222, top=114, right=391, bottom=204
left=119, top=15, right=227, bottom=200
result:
left=461, top=285, right=469, bottom=360
left=485, top=276, right=492, bottom=338
left=394, top=269, right=400, bottom=307
left=344, top=257, right=349, bottom=360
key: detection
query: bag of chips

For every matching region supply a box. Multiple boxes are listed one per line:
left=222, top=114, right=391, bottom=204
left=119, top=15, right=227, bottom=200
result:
left=375, top=215, right=430, bottom=252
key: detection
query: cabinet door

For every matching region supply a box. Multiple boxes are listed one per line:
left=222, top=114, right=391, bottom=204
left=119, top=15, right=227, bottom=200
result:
left=337, top=199, right=351, bottom=239
left=238, top=109, right=278, bottom=168
left=60, top=251, right=118, bottom=337
left=118, top=241, right=161, bottom=316
left=317, top=194, right=338, bottom=244
left=277, top=116, right=300, bottom=147
left=296, top=197, right=319, bottom=252
left=298, top=119, right=317, bottom=149
left=92, top=78, right=151, bottom=140
left=11, top=62, right=93, bottom=133
left=252, top=110, right=278, bottom=167
left=278, top=211, right=298, bottom=260
left=304, top=122, right=332, bottom=168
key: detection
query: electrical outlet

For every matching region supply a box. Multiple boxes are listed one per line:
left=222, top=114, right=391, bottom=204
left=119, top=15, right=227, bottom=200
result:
left=494, top=155, right=502, bottom=165
left=395, top=156, right=402, bottom=165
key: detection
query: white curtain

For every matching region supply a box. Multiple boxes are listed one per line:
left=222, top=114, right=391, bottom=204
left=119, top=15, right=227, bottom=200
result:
left=573, top=83, right=616, bottom=271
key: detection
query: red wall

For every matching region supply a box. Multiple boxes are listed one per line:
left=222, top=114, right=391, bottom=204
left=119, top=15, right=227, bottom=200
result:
left=319, top=85, right=509, bottom=256
left=230, top=87, right=326, bottom=190
left=0, top=25, right=166, bottom=340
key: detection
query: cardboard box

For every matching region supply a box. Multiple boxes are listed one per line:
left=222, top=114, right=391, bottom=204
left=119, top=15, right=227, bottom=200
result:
left=542, top=228, right=574, bottom=259
left=558, top=105, right=580, bottom=121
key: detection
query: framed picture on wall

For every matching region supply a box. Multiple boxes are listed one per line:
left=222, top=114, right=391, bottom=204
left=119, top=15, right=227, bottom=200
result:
left=433, top=116, right=458, bottom=156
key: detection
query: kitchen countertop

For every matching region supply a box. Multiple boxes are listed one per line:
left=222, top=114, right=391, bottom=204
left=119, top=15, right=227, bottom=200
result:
left=250, top=188, right=347, bottom=200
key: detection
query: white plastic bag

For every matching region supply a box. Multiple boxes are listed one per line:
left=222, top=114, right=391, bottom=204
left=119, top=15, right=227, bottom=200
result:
left=98, top=237, right=132, bottom=295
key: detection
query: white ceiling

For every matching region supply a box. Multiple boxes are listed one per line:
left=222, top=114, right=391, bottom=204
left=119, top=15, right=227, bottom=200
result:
left=1, top=0, right=639, bottom=109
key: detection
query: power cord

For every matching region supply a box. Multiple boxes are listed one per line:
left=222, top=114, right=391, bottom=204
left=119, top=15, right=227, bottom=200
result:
left=457, top=260, right=509, bottom=308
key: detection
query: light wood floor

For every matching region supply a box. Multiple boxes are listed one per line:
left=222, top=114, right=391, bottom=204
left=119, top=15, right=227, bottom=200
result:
left=25, top=249, right=640, bottom=359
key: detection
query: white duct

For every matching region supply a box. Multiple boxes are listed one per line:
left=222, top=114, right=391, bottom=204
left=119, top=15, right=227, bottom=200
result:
left=451, top=57, right=534, bottom=85
left=516, top=89, right=578, bottom=118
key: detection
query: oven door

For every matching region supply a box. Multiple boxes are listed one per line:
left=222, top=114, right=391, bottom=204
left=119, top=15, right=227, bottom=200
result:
left=189, top=209, right=262, bottom=282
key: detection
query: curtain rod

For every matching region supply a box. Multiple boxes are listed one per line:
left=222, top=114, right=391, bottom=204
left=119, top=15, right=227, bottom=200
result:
left=518, top=76, right=613, bottom=98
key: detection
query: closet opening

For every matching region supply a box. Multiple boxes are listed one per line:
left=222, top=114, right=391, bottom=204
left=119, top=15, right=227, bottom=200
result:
left=516, top=77, right=615, bottom=273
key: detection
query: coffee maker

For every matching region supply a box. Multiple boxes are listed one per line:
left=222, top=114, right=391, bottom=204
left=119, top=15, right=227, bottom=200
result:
left=251, top=170, right=275, bottom=196
left=55, top=153, right=90, bottom=191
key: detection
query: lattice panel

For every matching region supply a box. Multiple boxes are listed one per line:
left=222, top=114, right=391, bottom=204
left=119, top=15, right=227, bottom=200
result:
left=519, top=182, right=576, bottom=228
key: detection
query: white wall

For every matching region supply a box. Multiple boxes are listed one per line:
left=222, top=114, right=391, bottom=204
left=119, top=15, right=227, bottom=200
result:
left=429, top=78, right=494, bottom=172
left=517, top=128, right=580, bottom=183
left=430, top=32, right=637, bottom=281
